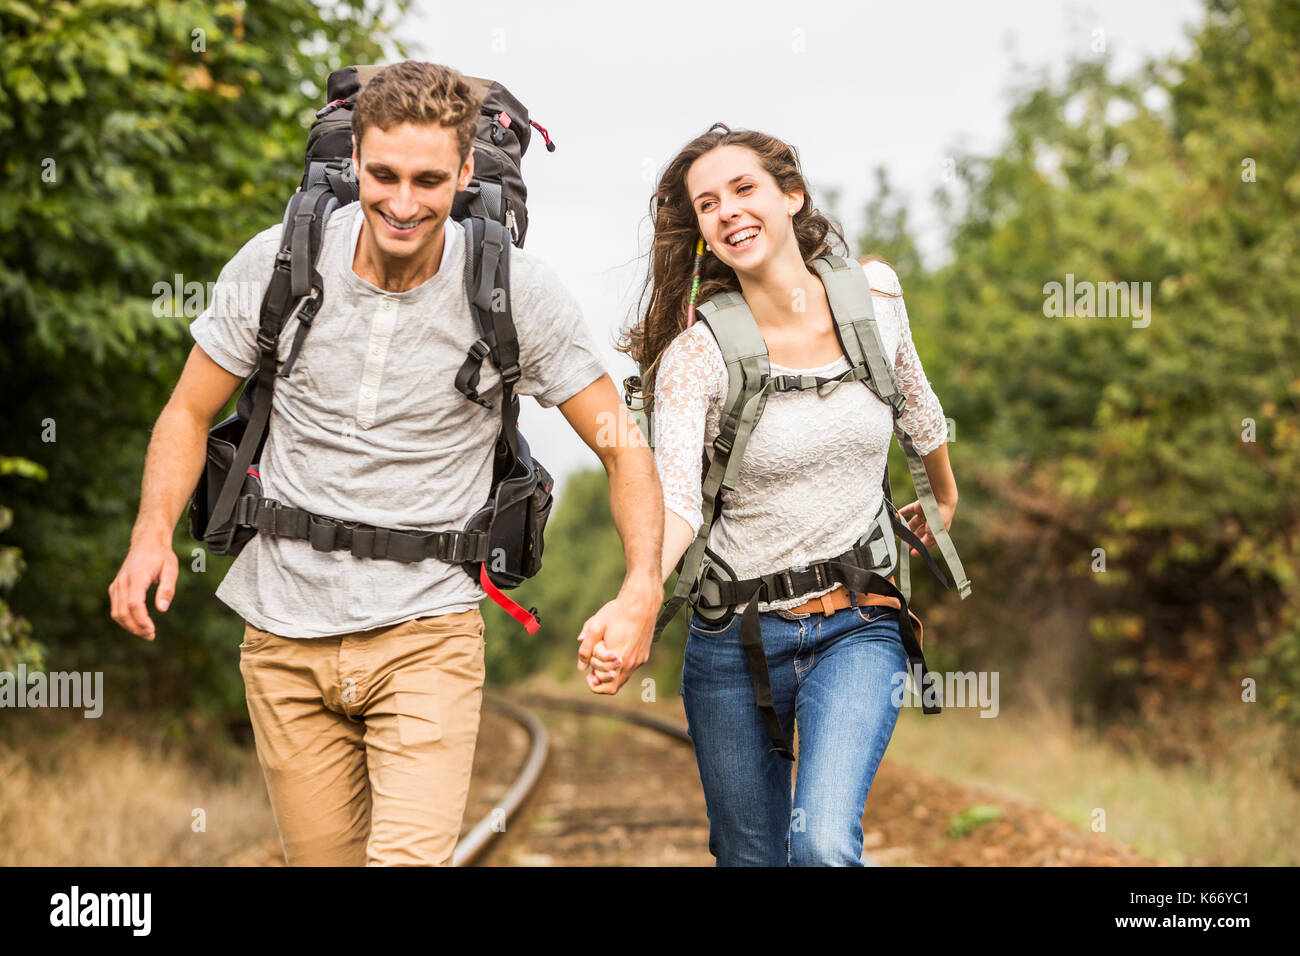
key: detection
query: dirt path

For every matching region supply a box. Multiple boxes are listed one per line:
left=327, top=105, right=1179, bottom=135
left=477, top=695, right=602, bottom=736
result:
left=473, top=687, right=1157, bottom=867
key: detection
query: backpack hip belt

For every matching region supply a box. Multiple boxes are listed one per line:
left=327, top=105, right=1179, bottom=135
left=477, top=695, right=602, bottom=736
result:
left=231, top=494, right=491, bottom=563
left=690, top=499, right=939, bottom=761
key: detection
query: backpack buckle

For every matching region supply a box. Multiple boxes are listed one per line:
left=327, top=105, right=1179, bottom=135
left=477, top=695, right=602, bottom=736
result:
left=499, top=362, right=521, bottom=384
left=234, top=494, right=259, bottom=526
left=315, top=98, right=346, bottom=119
left=480, top=232, right=504, bottom=260
left=287, top=289, right=321, bottom=326
left=449, top=532, right=480, bottom=564
left=776, top=570, right=795, bottom=599
left=624, top=374, right=644, bottom=408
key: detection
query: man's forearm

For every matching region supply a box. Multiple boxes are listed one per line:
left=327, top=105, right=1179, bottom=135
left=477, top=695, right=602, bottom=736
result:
left=132, top=404, right=209, bottom=547
left=604, top=444, right=663, bottom=603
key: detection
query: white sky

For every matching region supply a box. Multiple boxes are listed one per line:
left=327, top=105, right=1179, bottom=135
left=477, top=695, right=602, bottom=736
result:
left=397, top=0, right=1204, bottom=488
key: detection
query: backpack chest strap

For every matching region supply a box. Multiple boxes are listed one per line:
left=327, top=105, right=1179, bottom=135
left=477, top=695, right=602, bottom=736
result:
left=763, top=363, right=872, bottom=393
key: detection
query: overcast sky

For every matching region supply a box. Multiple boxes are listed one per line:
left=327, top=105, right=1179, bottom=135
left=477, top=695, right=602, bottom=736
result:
left=396, top=0, right=1205, bottom=488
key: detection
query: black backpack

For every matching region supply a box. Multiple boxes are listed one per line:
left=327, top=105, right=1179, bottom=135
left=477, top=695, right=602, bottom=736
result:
left=187, top=64, right=557, bottom=633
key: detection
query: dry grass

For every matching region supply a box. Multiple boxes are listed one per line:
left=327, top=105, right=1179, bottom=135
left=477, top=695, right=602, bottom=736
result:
left=889, top=696, right=1299, bottom=866
left=0, top=710, right=276, bottom=866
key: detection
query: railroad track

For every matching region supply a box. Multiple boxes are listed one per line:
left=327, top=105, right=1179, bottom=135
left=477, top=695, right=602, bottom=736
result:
left=454, top=692, right=884, bottom=867
left=452, top=691, right=698, bottom=867
left=451, top=694, right=549, bottom=866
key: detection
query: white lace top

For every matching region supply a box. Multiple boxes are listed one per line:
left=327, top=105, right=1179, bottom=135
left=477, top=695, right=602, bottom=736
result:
left=654, top=260, right=948, bottom=612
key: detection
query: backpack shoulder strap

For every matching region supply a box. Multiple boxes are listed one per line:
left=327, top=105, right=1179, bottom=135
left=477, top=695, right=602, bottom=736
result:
left=454, top=217, right=522, bottom=457
left=622, top=291, right=767, bottom=453
left=206, top=174, right=341, bottom=547
left=813, top=255, right=971, bottom=601
left=654, top=291, right=777, bottom=639
left=811, top=255, right=905, bottom=416
left=454, top=217, right=514, bottom=405
left=697, top=291, right=773, bottom=492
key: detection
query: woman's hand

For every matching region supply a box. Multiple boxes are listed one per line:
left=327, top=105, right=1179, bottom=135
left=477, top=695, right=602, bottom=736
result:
left=897, top=498, right=956, bottom=557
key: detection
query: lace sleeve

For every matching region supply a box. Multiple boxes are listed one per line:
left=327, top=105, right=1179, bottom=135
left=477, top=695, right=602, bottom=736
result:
left=867, top=262, right=948, bottom=456
left=652, top=326, right=727, bottom=535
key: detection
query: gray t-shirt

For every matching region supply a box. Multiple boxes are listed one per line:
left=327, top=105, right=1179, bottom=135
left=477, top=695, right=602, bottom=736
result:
left=189, top=204, right=606, bottom=638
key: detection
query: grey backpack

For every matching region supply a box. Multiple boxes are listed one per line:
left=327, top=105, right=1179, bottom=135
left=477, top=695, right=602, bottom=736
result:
left=624, top=255, right=972, bottom=759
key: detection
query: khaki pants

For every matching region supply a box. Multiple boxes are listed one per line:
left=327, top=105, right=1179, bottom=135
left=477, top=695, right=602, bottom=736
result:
left=238, top=607, right=485, bottom=866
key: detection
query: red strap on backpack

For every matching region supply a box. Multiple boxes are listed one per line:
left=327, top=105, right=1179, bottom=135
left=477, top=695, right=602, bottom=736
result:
left=480, top=564, right=540, bottom=634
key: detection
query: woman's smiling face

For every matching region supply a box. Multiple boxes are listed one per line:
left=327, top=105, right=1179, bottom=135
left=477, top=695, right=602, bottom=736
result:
left=686, top=144, right=804, bottom=276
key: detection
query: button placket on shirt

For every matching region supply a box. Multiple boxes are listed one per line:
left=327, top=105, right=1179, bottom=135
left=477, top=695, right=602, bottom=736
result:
left=356, top=296, right=397, bottom=429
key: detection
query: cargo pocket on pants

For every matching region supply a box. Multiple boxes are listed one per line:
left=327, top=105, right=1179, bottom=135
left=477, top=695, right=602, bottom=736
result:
left=392, top=669, right=442, bottom=748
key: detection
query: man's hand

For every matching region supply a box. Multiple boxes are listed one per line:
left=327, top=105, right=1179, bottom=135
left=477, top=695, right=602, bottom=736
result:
left=897, top=497, right=956, bottom=557
left=108, top=536, right=178, bottom=641
left=575, top=582, right=659, bottom=695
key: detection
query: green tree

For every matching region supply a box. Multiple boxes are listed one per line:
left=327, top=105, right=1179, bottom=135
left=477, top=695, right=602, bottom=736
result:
left=858, top=0, right=1300, bottom=761
left=1, top=0, right=409, bottom=732
left=0, top=456, right=48, bottom=673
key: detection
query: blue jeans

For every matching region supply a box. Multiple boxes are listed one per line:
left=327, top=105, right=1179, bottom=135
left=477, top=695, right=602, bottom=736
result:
left=680, top=596, right=909, bottom=866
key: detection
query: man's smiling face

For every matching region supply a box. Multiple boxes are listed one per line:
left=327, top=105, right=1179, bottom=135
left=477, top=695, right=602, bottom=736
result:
left=351, top=121, right=474, bottom=264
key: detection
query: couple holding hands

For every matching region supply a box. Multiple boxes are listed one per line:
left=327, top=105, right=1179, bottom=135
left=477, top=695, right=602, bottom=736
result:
left=110, top=60, right=964, bottom=867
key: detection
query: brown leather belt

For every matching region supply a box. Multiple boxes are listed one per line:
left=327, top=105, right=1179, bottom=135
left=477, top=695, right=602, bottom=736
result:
left=784, top=576, right=924, bottom=648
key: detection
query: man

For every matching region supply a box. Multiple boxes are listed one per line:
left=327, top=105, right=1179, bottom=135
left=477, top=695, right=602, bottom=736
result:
left=107, top=61, right=662, bottom=866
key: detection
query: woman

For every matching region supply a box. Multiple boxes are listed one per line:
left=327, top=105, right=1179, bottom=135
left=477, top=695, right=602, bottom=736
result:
left=594, top=123, right=960, bottom=866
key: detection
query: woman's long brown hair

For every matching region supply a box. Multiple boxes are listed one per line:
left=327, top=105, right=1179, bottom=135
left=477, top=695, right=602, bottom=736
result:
left=618, top=122, right=893, bottom=408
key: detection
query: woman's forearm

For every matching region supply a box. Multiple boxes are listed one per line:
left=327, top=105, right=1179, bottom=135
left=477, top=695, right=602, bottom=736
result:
left=920, top=442, right=958, bottom=507
left=663, top=508, right=697, bottom=584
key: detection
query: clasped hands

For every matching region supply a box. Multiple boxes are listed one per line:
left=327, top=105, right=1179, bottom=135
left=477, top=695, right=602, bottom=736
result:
left=574, top=586, right=659, bottom=695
